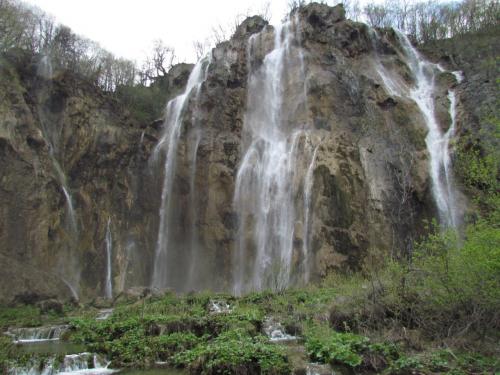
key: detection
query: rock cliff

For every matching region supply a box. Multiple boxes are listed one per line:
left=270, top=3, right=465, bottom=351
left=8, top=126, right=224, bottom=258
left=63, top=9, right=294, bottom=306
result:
left=0, top=4, right=472, bottom=302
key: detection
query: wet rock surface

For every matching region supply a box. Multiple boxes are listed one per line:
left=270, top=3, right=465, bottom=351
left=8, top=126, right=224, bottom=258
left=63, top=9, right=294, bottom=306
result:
left=0, top=3, right=479, bottom=300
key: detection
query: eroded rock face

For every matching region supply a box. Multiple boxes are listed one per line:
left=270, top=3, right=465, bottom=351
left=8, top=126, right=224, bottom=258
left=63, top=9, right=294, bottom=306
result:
left=0, top=4, right=466, bottom=301
left=0, top=51, right=181, bottom=302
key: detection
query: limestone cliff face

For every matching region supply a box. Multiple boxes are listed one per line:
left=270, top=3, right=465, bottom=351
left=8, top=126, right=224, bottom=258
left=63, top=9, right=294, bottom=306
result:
left=0, top=51, right=183, bottom=302
left=0, top=4, right=468, bottom=302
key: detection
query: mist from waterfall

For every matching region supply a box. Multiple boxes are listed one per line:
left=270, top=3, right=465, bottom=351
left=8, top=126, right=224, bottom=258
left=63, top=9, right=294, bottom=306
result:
left=151, top=55, right=211, bottom=290
left=233, top=15, right=317, bottom=295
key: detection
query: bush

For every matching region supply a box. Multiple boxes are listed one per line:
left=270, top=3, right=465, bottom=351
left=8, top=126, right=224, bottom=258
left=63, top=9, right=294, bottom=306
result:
left=172, top=329, right=290, bottom=375
left=304, top=324, right=370, bottom=368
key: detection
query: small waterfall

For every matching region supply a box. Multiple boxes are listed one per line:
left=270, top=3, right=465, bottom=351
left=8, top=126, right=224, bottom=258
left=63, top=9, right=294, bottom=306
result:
left=104, top=218, right=112, bottom=299
left=187, top=128, right=202, bottom=289
left=151, top=55, right=211, bottom=289
left=96, top=308, right=114, bottom=321
left=61, top=186, right=77, bottom=234
left=61, top=278, right=79, bottom=301
left=396, top=32, right=461, bottom=228
left=302, top=144, right=318, bottom=284
left=6, top=325, right=69, bottom=343
left=37, top=54, right=54, bottom=80
left=233, top=15, right=314, bottom=294
left=8, top=353, right=115, bottom=375
left=369, top=29, right=407, bottom=96
left=208, top=300, right=232, bottom=314
left=263, top=317, right=297, bottom=342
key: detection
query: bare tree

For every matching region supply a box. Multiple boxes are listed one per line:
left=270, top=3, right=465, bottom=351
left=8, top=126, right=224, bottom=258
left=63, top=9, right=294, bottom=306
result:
left=257, top=1, right=272, bottom=22
left=193, top=39, right=210, bottom=60
left=150, top=39, right=176, bottom=77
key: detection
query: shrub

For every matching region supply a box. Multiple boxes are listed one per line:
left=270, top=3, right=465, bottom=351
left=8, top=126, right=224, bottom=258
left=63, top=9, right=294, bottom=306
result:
left=172, top=329, right=290, bottom=374
left=304, top=324, right=370, bottom=368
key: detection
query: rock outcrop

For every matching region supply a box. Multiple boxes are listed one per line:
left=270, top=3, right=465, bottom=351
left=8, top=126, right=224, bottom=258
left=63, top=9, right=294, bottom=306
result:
left=0, top=4, right=472, bottom=302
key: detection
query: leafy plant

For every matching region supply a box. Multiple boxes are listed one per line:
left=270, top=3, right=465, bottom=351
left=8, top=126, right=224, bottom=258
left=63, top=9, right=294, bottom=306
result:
left=304, top=324, right=370, bottom=368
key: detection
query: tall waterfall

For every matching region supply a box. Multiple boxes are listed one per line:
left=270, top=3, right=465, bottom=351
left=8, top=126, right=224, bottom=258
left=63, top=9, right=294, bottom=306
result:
left=37, top=54, right=80, bottom=298
left=233, top=15, right=317, bottom=294
left=373, top=31, right=462, bottom=228
left=397, top=33, right=461, bottom=228
left=104, top=218, right=113, bottom=299
left=151, top=56, right=211, bottom=289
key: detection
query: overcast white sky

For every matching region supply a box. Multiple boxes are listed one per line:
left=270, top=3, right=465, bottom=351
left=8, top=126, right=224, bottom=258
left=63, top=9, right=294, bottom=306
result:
left=24, top=0, right=302, bottom=64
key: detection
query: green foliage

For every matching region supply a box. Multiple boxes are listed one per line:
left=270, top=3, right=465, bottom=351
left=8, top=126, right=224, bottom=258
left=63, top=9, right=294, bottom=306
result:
left=0, top=305, right=42, bottom=328
left=172, top=329, right=290, bottom=375
left=387, top=356, right=424, bottom=374
left=456, top=83, right=500, bottom=220
left=304, top=324, right=370, bottom=367
left=0, top=335, right=14, bottom=372
left=408, top=222, right=500, bottom=322
left=114, top=81, right=168, bottom=124
left=151, top=332, right=206, bottom=361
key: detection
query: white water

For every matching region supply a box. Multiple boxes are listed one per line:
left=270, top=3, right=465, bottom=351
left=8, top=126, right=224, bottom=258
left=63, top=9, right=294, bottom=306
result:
left=263, top=317, right=296, bottom=342
left=372, top=30, right=462, bottom=228
left=62, top=186, right=78, bottom=234
left=370, top=29, right=407, bottom=97
left=208, top=300, right=232, bottom=314
left=396, top=33, right=461, bottom=228
left=61, top=278, right=79, bottom=301
left=233, top=15, right=315, bottom=294
left=96, top=308, right=113, bottom=321
left=8, top=353, right=115, bottom=375
left=104, top=218, right=113, bottom=299
left=302, top=145, right=318, bottom=284
left=151, top=56, right=211, bottom=289
left=6, top=325, right=69, bottom=343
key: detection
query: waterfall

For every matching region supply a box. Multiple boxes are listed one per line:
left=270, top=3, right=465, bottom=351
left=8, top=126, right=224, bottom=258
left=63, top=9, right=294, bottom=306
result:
left=104, top=218, right=112, bottom=299
left=8, top=353, right=115, bottom=375
left=372, top=30, right=462, bottom=228
left=35, top=54, right=80, bottom=298
left=6, top=325, right=69, bottom=343
left=302, top=145, right=318, bottom=284
left=151, top=55, right=211, bottom=289
left=61, top=186, right=77, bottom=234
left=396, top=33, right=461, bottom=228
left=233, top=15, right=314, bottom=294
left=370, top=29, right=406, bottom=97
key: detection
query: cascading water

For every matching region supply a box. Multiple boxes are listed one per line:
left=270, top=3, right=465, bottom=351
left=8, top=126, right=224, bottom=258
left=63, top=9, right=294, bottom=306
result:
left=36, top=53, right=80, bottom=298
left=372, top=30, right=462, bottom=228
left=104, top=218, right=112, bottom=299
left=151, top=55, right=211, bottom=289
left=233, top=15, right=317, bottom=294
left=6, top=325, right=69, bottom=343
left=396, top=33, right=461, bottom=228
left=302, top=145, right=318, bottom=284
left=8, top=352, right=115, bottom=375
